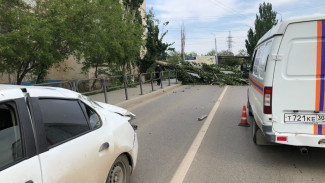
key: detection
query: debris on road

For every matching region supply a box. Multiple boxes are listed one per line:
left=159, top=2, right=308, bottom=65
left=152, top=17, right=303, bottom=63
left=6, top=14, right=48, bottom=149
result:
left=198, top=115, right=208, bottom=121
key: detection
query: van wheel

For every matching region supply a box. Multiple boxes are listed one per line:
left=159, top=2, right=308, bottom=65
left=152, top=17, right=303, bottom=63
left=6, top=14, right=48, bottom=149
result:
left=106, top=155, right=131, bottom=183
left=252, top=119, right=259, bottom=144
left=247, top=101, right=253, bottom=117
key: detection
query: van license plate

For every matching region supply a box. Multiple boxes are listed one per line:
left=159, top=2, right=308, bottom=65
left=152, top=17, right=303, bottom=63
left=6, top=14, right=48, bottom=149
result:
left=284, top=114, right=325, bottom=123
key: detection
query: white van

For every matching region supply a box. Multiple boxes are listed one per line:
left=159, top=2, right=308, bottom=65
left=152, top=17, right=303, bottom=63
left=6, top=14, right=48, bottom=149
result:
left=247, top=16, right=325, bottom=148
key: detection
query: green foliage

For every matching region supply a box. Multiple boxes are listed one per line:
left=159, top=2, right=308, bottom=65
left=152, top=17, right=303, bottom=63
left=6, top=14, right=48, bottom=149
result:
left=237, top=49, right=248, bottom=56
left=206, top=49, right=216, bottom=56
left=218, top=50, right=234, bottom=56
left=166, top=50, right=181, bottom=65
left=0, top=0, right=145, bottom=84
left=77, top=0, right=144, bottom=77
left=220, top=59, right=241, bottom=66
left=0, top=0, right=77, bottom=84
left=139, top=9, right=174, bottom=73
left=185, top=52, right=198, bottom=57
left=245, top=2, right=278, bottom=58
left=167, top=62, right=248, bottom=86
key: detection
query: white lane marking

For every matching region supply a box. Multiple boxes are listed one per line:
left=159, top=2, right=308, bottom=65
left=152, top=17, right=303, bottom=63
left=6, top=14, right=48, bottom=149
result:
left=170, top=86, right=228, bottom=183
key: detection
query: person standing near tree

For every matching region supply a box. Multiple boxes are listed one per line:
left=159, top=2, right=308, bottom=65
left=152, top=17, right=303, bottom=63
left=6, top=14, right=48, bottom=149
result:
left=155, top=64, right=163, bottom=86
left=240, top=61, right=247, bottom=74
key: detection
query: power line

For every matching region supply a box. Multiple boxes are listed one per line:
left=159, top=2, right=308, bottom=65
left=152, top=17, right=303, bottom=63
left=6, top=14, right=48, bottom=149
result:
left=167, top=28, right=248, bottom=32
left=208, top=0, right=255, bottom=20
left=158, top=14, right=250, bottom=21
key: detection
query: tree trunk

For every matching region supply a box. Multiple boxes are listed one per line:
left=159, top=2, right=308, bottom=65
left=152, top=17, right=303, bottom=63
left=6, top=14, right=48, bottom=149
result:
left=91, top=64, right=99, bottom=90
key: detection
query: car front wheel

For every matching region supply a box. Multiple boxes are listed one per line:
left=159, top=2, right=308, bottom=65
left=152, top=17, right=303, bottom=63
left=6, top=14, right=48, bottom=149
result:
left=106, top=155, right=131, bottom=183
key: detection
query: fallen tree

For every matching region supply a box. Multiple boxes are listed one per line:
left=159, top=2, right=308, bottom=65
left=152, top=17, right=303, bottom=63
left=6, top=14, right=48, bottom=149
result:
left=165, top=62, right=249, bottom=86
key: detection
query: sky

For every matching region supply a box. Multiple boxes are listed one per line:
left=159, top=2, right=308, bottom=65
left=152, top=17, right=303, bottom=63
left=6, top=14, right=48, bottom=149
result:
left=146, top=0, right=325, bottom=55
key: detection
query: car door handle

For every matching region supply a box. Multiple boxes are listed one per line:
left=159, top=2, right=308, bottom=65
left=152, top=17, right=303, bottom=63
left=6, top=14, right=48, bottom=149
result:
left=99, top=142, right=109, bottom=152
left=25, top=181, right=33, bottom=183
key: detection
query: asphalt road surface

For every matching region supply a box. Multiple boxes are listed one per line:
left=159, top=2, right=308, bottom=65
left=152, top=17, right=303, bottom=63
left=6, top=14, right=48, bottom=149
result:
left=128, top=85, right=325, bottom=183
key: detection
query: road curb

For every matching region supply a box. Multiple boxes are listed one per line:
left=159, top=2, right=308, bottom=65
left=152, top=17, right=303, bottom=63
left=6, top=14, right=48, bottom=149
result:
left=116, top=84, right=182, bottom=109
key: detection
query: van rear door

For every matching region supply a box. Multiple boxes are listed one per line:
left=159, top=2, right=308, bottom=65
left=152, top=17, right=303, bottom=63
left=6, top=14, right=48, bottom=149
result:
left=272, top=20, right=325, bottom=135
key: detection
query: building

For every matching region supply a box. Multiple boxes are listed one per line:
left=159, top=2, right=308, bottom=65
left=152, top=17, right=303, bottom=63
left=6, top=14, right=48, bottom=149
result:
left=185, top=56, right=217, bottom=65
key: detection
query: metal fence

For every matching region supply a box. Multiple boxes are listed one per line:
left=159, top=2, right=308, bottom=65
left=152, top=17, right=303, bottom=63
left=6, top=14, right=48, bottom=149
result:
left=33, top=70, right=178, bottom=103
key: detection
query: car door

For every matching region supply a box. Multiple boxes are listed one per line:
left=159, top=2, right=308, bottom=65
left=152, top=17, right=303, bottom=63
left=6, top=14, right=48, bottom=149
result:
left=0, top=89, right=42, bottom=183
left=29, top=97, right=114, bottom=183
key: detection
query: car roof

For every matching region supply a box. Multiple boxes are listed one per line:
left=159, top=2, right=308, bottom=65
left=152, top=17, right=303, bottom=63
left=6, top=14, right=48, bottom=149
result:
left=0, top=84, right=79, bottom=99
left=257, top=15, right=325, bottom=45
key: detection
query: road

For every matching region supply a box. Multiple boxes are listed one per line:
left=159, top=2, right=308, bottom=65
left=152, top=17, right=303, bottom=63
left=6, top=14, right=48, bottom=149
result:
left=127, top=85, right=325, bottom=183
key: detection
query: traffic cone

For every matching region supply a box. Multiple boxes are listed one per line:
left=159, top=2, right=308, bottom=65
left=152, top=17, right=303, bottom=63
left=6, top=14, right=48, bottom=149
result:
left=238, top=105, right=250, bottom=127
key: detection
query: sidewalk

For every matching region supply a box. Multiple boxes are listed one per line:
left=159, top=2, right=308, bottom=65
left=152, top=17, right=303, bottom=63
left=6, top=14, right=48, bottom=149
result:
left=89, top=79, right=181, bottom=106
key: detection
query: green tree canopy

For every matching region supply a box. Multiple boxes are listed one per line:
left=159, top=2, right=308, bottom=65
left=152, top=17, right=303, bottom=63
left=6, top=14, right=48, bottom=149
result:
left=166, top=50, right=181, bottom=65
left=0, top=0, right=77, bottom=84
left=0, top=0, right=145, bottom=84
left=245, top=2, right=278, bottom=59
left=206, top=49, right=216, bottom=56
left=218, top=50, right=234, bottom=56
left=76, top=0, right=144, bottom=77
left=237, top=49, right=248, bottom=56
left=139, top=9, right=174, bottom=73
left=185, top=52, right=198, bottom=57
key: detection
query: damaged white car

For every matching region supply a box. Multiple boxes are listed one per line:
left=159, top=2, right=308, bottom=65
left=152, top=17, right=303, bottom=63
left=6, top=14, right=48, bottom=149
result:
left=0, top=85, right=138, bottom=183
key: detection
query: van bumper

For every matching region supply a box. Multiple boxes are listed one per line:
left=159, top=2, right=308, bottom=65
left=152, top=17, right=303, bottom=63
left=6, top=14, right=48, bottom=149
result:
left=261, top=125, right=276, bottom=143
left=272, top=132, right=325, bottom=148
left=262, top=124, right=325, bottom=148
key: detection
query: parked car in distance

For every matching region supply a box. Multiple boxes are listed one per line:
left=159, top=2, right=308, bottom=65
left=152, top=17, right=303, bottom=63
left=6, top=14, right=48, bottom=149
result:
left=248, top=15, right=325, bottom=148
left=0, top=84, right=138, bottom=183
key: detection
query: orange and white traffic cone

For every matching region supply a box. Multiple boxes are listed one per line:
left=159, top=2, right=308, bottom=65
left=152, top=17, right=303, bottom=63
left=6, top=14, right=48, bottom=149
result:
left=238, top=105, right=250, bottom=127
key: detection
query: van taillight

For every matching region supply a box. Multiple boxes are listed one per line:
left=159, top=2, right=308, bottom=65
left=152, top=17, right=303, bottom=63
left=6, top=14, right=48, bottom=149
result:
left=264, top=87, right=272, bottom=114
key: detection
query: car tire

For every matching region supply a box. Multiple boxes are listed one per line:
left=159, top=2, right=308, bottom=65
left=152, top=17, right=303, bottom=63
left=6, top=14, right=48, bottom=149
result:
left=247, top=100, right=253, bottom=117
left=252, top=119, right=259, bottom=144
left=106, top=154, right=131, bottom=183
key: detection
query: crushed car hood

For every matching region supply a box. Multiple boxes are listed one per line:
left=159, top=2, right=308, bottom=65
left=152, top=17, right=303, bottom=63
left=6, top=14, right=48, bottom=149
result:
left=97, top=102, right=135, bottom=118
left=81, top=95, right=135, bottom=118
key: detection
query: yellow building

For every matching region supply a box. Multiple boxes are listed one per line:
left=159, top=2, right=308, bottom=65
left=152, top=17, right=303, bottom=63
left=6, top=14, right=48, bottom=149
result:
left=185, top=56, right=217, bottom=65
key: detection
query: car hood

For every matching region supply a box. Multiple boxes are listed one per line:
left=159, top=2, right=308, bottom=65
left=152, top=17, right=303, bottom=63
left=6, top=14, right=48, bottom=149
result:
left=97, top=102, right=136, bottom=119
left=81, top=95, right=136, bottom=119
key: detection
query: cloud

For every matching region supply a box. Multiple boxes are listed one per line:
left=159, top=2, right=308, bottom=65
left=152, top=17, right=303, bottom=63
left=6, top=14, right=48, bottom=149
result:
left=147, top=0, right=322, bottom=55
left=261, top=0, right=299, bottom=7
left=149, top=0, right=242, bottom=23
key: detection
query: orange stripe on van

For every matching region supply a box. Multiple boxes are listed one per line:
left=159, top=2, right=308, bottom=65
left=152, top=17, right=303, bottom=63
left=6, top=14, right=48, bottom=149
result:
left=249, top=76, right=264, bottom=95
left=322, top=125, right=325, bottom=135
left=316, top=21, right=322, bottom=111
left=250, top=76, right=264, bottom=89
left=314, top=124, right=318, bottom=135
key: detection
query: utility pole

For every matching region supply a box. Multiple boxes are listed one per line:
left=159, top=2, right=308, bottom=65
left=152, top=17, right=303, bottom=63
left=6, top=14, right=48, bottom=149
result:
left=181, top=22, right=186, bottom=63
left=227, top=31, right=233, bottom=53
left=214, top=38, right=218, bottom=64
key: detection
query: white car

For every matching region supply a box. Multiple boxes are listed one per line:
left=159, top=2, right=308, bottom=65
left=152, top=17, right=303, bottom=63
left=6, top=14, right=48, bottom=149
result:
left=0, top=84, right=138, bottom=183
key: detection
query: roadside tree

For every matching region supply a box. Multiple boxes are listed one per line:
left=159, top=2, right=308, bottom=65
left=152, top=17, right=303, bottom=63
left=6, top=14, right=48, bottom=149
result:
left=139, top=9, right=174, bottom=73
left=206, top=49, right=216, bottom=56
left=0, top=0, right=76, bottom=84
left=245, top=2, right=278, bottom=59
